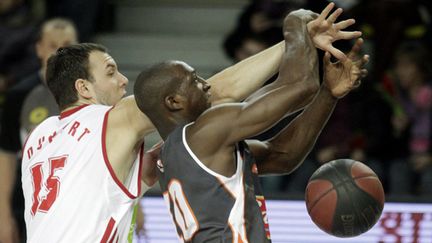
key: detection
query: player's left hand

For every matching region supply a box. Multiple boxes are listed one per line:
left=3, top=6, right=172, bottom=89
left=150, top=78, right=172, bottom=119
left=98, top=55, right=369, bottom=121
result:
left=307, top=2, right=362, bottom=61
left=323, top=38, right=369, bottom=99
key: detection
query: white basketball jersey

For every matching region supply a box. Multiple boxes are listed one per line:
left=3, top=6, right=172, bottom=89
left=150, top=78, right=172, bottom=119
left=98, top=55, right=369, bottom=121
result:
left=21, top=104, right=148, bottom=243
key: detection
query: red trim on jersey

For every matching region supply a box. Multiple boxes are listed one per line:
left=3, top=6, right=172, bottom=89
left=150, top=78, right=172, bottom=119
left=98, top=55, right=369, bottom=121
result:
left=59, top=104, right=89, bottom=120
left=100, top=217, right=116, bottom=243
left=101, top=107, right=139, bottom=199
left=108, top=228, right=118, bottom=243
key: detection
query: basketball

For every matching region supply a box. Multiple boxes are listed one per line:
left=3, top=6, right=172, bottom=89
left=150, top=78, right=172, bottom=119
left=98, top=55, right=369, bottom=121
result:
left=305, top=159, right=385, bottom=238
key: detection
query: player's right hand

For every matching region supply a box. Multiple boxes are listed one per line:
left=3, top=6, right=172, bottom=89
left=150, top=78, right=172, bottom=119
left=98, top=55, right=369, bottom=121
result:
left=306, top=2, right=362, bottom=61
left=323, top=38, right=369, bottom=99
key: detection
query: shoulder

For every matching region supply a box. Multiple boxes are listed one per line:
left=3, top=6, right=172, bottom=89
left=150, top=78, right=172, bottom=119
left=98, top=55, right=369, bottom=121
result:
left=108, top=96, right=155, bottom=137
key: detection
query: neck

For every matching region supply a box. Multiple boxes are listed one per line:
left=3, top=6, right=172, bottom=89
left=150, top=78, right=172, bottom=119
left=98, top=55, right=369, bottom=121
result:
left=155, top=115, right=189, bottom=141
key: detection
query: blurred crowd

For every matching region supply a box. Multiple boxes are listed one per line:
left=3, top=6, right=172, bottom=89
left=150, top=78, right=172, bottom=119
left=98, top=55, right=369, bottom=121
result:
left=222, top=0, right=432, bottom=199
left=0, top=0, right=431, bottom=242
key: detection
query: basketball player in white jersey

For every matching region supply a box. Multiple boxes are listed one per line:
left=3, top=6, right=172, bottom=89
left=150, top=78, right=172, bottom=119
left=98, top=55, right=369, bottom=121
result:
left=21, top=3, right=361, bottom=242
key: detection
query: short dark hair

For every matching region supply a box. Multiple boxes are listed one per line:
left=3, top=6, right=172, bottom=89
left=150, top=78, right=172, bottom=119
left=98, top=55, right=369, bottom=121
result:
left=134, top=61, right=183, bottom=117
left=46, top=43, right=107, bottom=110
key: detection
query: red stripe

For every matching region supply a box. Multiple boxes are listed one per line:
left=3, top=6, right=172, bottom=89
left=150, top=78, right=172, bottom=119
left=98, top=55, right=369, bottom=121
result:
left=108, top=228, right=118, bottom=243
left=59, top=104, right=89, bottom=119
left=100, top=217, right=116, bottom=243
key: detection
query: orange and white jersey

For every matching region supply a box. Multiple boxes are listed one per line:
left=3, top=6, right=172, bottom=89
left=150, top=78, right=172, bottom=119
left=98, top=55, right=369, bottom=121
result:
left=21, top=104, right=147, bottom=243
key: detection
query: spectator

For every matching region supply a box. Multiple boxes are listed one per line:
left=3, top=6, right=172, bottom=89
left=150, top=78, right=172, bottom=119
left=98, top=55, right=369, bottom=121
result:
left=385, top=41, right=432, bottom=196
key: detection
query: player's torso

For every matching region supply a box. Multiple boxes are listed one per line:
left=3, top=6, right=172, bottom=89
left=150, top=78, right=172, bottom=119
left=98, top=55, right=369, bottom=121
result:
left=158, top=124, right=271, bottom=243
left=21, top=105, right=142, bottom=243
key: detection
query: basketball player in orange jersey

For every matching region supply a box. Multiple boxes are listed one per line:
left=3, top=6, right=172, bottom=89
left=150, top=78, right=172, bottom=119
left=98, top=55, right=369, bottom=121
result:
left=21, top=2, right=360, bottom=242
left=134, top=5, right=368, bottom=243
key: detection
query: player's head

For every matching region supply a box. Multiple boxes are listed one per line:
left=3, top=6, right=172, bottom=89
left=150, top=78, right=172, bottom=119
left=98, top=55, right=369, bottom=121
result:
left=36, top=18, right=78, bottom=71
left=46, top=43, right=129, bottom=110
left=134, top=60, right=211, bottom=125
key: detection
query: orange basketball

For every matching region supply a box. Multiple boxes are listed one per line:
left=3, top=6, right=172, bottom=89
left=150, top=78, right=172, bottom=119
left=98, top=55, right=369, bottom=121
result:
left=305, top=159, right=385, bottom=237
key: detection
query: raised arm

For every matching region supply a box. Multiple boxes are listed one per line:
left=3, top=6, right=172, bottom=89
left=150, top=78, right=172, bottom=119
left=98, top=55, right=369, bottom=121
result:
left=249, top=38, right=369, bottom=175
left=189, top=20, right=321, bottom=156
left=244, top=2, right=361, bottom=101
left=104, top=95, right=157, bottom=185
left=208, top=2, right=361, bottom=106
left=207, top=41, right=284, bottom=106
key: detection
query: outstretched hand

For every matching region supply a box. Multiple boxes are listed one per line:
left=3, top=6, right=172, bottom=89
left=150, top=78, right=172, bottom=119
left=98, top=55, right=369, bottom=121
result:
left=307, top=2, right=362, bottom=61
left=323, top=38, right=369, bottom=99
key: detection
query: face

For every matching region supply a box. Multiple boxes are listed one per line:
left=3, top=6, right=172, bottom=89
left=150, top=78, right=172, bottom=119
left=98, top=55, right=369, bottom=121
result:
left=87, top=51, right=129, bottom=106
left=36, top=25, right=78, bottom=71
left=175, top=62, right=211, bottom=118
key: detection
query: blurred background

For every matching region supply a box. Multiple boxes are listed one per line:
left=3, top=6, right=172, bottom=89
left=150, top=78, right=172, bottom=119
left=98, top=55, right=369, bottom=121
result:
left=1, top=0, right=432, bottom=242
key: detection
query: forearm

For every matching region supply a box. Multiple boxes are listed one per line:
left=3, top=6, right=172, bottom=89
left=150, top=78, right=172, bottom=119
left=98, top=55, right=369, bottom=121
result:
left=246, top=14, right=319, bottom=103
left=208, top=41, right=284, bottom=105
left=278, top=14, right=318, bottom=84
left=267, top=85, right=337, bottom=174
left=0, top=151, right=17, bottom=218
left=229, top=79, right=318, bottom=142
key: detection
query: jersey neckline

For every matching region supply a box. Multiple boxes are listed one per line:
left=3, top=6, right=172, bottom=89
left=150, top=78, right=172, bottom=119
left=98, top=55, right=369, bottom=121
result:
left=59, top=104, right=89, bottom=120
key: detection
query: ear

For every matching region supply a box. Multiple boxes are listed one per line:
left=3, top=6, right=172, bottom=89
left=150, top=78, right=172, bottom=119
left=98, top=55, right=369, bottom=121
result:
left=164, top=94, right=185, bottom=111
left=75, top=79, right=93, bottom=99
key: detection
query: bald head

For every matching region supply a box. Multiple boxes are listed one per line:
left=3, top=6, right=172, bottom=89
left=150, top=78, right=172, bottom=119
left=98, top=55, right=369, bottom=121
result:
left=134, top=61, right=188, bottom=117
left=36, top=18, right=78, bottom=73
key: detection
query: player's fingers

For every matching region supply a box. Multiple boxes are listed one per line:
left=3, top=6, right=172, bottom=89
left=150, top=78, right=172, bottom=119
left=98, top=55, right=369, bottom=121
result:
left=327, top=8, right=343, bottom=24
left=357, top=54, right=370, bottom=67
left=347, top=38, right=364, bottom=60
left=329, top=47, right=347, bottom=62
left=334, top=19, right=355, bottom=30
left=360, top=69, right=368, bottom=78
left=352, top=79, right=362, bottom=88
left=337, top=31, right=362, bottom=40
left=318, top=2, right=335, bottom=21
left=323, top=51, right=332, bottom=66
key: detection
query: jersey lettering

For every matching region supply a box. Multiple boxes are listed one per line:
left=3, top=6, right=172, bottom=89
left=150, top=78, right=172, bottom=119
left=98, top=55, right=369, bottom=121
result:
left=30, top=155, right=68, bottom=216
left=163, top=179, right=198, bottom=241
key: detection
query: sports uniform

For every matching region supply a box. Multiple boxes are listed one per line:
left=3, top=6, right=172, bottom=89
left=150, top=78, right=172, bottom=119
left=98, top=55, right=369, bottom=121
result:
left=21, top=105, right=147, bottom=243
left=158, top=124, right=271, bottom=243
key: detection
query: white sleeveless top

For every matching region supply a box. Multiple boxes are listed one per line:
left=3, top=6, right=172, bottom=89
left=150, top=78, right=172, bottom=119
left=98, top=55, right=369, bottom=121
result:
left=21, top=104, right=148, bottom=243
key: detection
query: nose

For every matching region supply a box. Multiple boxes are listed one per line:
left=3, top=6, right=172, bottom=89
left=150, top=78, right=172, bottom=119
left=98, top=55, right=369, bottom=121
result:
left=120, top=72, right=129, bottom=86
